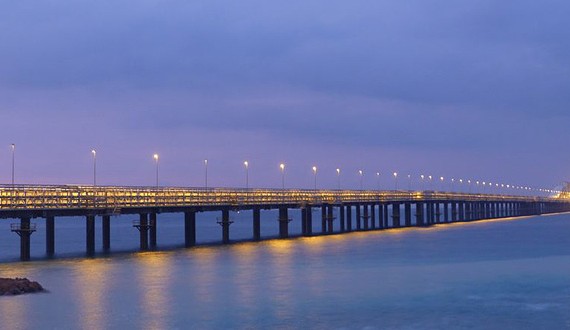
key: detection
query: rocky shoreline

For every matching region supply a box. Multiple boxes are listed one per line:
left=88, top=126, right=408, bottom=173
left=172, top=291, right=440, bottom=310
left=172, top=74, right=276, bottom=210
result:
left=0, top=278, right=45, bottom=296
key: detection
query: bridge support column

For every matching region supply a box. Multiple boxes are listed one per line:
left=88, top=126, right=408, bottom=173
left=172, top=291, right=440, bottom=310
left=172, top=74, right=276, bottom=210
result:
left=416, top=202, right=424, bottom=226
left=404, top=203, right=412, bottom=227
left=339, top=205, right=345, bottom=232
left=363, top=204, right=369, bottom=230
left=426, top=202, right=433, bottom=225
left=321, top=205, right=327, bottom=234
left=184, top=211, right=196, bottom=247
left=435, top=203, right=441, bottom=223
left=278, top=207, right=290, bottom=238
left=327, top=205, right=334, bottom=233
left=218, top=209, right=232, bottom=244
left=135, top=213, right=149, bottom=251
left=46, top=216, right=55, bottom=257
left=443, top=203, right=449, bottom=222
left=383, top=204, right=389, bottom=228
left=306, top=206, right=313, bottom=235
left=370, top=203, right=376, bottom=229
left=149, top=213, right=157, bottom=249
left=378, top=204, right=385, bottom=229
left=11, top=217, right=35, bottom=261
left=451, top=202, right=457, bottom=222
left=253, top=208, right=261, bottom=240
left=346, top=205, right=352, bottom=232
left=355, top=205, right=361, bottom=231
left=102, top=215, right=110, bottom=252
left=465, top=203, right=471, bottom=221
left=392, top=203, right=401, bottom=227
left=301, top=207, right=307, bottom=236
left=458, top=202, right=465, bottom=221
left=86, top=215, right=95, bottom=256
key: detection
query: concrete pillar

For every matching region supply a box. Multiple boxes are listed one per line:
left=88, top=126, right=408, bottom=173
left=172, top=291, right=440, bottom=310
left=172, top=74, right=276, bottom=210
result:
left=383, top=204, right=389, bottom=228
left=451, top=202, right=458, bottom=222
left=426, top=202, right=433, bottom=225
left=355, top=204, right=361, bottom=231
left=139, top=213, right=149, bottom=250
left=19, top=217, right=32, bottom=261
left=102, top=215, right=110, bottom=252
left=184, top=211, right=196, bottom=247
left=363, top=204, right=369, bottom=230
left=301, top=207, right=307, bottom=236
left=278, top=207, right=289, bottom=238
left=327, top=205, right=334, bottom=233
left=320, top=205, right=327, bottom=232
left=46, top=216, right=55, bottom=257
left=443, top=203, right=449, bottom=222
left=435, top=203, right=441, bottom=223
left=378, top=204, right=385, bottom=229
left=306, top=206, right=313, bottom=235
left=220, top=209, right=231, bottom=244
left=253, top=208, right=261, bottom=240
left=86, top=215, right=95, bottom=256
left=149, top=213, right=157, bottom=249
left=392, top=203, right=401, bottom=227
left=370, top=204, right=376, bottom=229
left=464, top=203, right=471, bottom=221
left=458, top=202, right=465, bottom=221
left=346, top=205, right=352, bottom=232
left=339, top=205, right=345, bottom=232
left=416, top=203, right=424, bottom=226
left=404, top=203, right=412, bottom=227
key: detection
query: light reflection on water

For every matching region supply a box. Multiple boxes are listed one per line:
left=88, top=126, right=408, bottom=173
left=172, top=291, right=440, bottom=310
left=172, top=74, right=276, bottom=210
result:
left=1, top=214, right=570, bottom=329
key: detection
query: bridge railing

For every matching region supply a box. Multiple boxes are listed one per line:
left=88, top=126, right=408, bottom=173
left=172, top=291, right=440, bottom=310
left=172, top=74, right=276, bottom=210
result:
left=0, top=184, right=565, bottom=211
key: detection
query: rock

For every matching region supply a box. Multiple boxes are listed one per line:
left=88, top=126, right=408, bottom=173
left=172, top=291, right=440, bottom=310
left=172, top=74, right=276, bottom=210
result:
left=0, top=278, right=45, bottom=296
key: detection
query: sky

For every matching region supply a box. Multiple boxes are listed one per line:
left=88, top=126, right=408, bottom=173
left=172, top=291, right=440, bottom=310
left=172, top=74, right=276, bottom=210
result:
left=0, top=0, right=569, bottom=192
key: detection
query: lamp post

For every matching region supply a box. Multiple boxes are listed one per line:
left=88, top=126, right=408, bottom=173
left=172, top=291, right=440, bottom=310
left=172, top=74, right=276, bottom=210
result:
left=91, top=149, right=97, bottom=187
left=376, top=172, right=380, bottom=190
left=336, top=168, right=341, bottom=190
left=280, top=163, right=285, bottom=189
left=204, top=159, right=208, bottom=188
left=468, top=180, right=472, bottom=193
left=10, top=144, right=15, bottom=187
left=358, top=170, right=363, bottom=190
left=407, top=174, right=412, bottom=191
left=420, top=175, right=425, bottom=190
left=393, top=172, right=398, bottom=190
left=312, top=166, right=317, bottom=190
left=244, top=161, right=249, bottom=189
left=440, top=176, right=444, bottom=191
left=153, top=154, right=159, bottom=189
left=451, top=178, right=455, bottom=192
left=428, top=175, right=433, bottom=190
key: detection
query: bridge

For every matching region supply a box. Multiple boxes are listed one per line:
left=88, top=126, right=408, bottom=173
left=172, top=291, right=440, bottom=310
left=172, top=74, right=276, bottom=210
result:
left=2, top=184, right=570, bottom=261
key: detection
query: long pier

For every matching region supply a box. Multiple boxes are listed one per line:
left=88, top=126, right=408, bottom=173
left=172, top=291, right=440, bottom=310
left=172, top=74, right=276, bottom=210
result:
left=2, top=184, right=569, bottom=261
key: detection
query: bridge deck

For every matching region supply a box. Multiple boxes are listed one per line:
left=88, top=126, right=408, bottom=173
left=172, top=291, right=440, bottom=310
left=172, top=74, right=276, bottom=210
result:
left=0, top=184, right=564, bottom=214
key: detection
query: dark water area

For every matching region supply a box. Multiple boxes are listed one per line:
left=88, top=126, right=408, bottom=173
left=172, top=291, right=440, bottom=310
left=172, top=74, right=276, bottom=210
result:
left=1, top=213, right=570, bottom=329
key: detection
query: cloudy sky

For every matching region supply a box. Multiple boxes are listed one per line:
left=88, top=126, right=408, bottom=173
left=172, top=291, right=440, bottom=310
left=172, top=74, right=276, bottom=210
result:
left=0, top=1, right=568, bottom=191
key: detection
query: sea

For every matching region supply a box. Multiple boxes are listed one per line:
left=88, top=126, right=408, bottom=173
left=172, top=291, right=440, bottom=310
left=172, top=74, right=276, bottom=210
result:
left=0, top=210, right=569, bottom=329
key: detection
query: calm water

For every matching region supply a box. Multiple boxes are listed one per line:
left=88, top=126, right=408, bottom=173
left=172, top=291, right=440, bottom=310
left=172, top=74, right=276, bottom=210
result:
left=1, top=213, right=570, bottom=329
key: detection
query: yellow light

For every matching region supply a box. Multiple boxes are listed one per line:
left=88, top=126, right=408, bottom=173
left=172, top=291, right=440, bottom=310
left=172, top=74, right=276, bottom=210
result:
left=280, top=163, right=285, bottom=171
left=312, top=166, right=317, bottom=173
left=153, top=154, right=159, bottom=161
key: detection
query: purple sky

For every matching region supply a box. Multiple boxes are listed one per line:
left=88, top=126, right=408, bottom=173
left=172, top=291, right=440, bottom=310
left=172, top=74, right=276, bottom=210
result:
left=0, top=1, right=568, bottom=191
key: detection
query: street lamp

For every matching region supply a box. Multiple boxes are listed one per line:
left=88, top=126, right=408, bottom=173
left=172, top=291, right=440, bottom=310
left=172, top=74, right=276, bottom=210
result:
left=244, top=161, right=249, bottom=189
left=153, top=154, right=159, bottom=188
left=280, top=163, right=285, bottom=189
left=420, top=175, right=425, bottom=190
left=91, top=149, right=97, bottom=186
left=393, top=172, right=398, bottom=190
left=407, top=174, right=411, bottom=191
left=312, top=166, right=318, bottom=190
left=440, top=176, right=444, bottom=191
left=358, top=170, right=363, bottom=190
left=10, top=144, right=15, bottom=187
left=376, top=172, right=380, bottom=190
left=428, top=175, right=433, bottom=190
left=336, top=168, right=341, bottom=190
left=204, top=159, right=208, bottom=188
